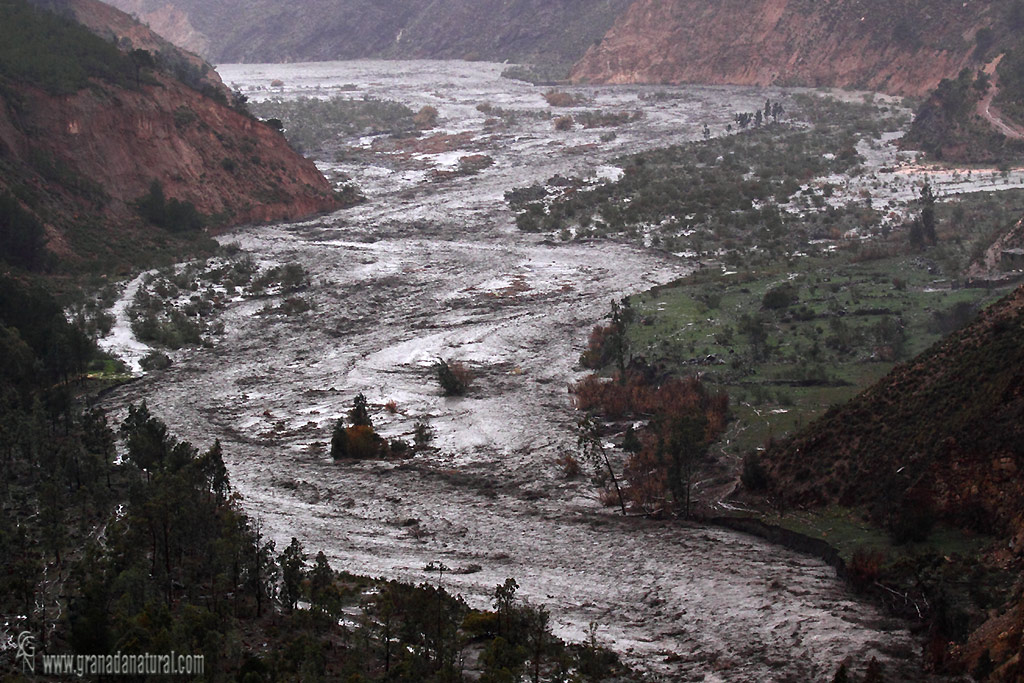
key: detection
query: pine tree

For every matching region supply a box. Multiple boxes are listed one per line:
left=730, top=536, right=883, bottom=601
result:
left=198, top=439, right=230, bottom=502
left=278, top=537, right=306, bottom=612
left=921, top=182, right=937, bottom=245
left=349, top=392, right=372, bottom=427
left=308, top=551, right=335, bottom=616
left=862, top=657, right=884, bottom=683
left=909, top=217, right=925, bottom=249
left=330, top=417, right=348, bottom=459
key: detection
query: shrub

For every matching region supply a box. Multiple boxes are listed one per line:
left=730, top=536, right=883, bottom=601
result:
left=543, top=90, right=582, bottom=107
left=135, top=179, right=204, bottom=232
left=173, top=106, right=197, bottom=129
left=762, top=283, right=799, bottom=309
left=553, top=116, right=574, bottom=132
left=413, top=421, right=434, bottom=451
left=436, top=358, right=472, bottom=396
left=740, top=453, right=769, bottom=490
left=555, top=451, right=581, bottom=478
left=346, top=425, right=386, bottom=459
left=462, top=610, right=500, bottom=638
left=579, top=323, right=619, bottom=369
left=848, top=547, right=884, bottom=591
left=413, top=105, right=439, bottom=129
left=888, top=495, right=936, bottom=544
left=139, top=351, right=172, bottom=371
left=458, top=154, right=494, bottom=174
left=571, top=372, right=728, bottom=434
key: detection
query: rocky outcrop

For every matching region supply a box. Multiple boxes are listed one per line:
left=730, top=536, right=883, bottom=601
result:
left=571, top=0, right=998, bottom=97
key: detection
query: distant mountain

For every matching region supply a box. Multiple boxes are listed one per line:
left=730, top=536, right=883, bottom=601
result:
left=571, top=0, right=1009, bottom=97
left=0, top=0, right=339, bottom=272
left=102, top=0, right=633, bottom=68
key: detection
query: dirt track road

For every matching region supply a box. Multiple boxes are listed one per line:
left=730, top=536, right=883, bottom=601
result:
left=979, top=55, right=1024, bottom=140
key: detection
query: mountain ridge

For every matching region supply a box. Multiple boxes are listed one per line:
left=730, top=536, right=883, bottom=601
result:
left=570, top=0, right=1001, bottom=97
left=103, top=0, right=634, bottom=68
left=0, top=0, right=340, bottom=272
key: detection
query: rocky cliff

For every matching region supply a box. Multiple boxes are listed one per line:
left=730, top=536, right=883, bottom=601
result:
left=99, top=0, right=210, bottom=57
left=571, top=0, right=1000, bottom=97
left=0, top=0, right=339, bottom=270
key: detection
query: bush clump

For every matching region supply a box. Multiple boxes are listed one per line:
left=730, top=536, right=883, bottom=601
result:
left=740, top=453, right=769, bottom=491
left=762, top=283, right=799, bottom=310
left=413, top=105, right=439, bottom=129
left=435, top=359, right=472, bottom=396
left=135, top=179, right=204, bottom=232
left=543, top=90, right=583, bottom=107
left=139, top=351, right=172, bottom=371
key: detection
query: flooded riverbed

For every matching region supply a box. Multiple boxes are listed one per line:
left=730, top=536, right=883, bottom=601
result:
left=100, top=61, right=931, bottom=680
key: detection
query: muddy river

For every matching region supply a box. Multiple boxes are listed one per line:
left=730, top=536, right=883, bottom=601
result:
left=99, top=61, right=940, bottom=680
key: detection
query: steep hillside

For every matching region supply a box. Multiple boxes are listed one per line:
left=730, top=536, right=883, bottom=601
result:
left=759, top=283, right=1024, bottom=554
left=571, top=0, right=1003, bottom=97
left=54, top=0, right=222, bottom=94
left=0, top=0, right=339, bottom=272
left=103, top=0, right=633, bottom=68
left=749, top=281, right=1024, bottom=677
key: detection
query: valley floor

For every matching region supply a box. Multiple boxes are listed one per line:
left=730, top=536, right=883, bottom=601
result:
left=98, top=60, right=1024, bottom=679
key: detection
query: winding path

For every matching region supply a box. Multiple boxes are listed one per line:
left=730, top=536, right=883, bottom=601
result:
left=979, top=55, right=1024, bottom=141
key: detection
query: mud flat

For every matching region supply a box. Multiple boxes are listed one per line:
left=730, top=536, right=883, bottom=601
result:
left=102, top=61, right=927, bottom=679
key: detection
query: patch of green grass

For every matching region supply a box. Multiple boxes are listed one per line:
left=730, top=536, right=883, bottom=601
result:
left=764, top=505, right=991, bottom=564
left=625, top=250, right=1010, bottom=457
